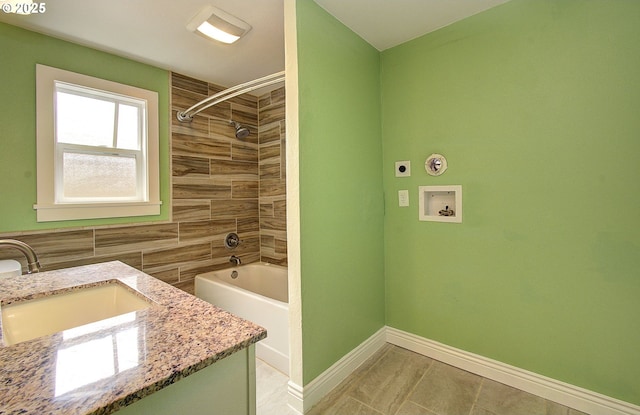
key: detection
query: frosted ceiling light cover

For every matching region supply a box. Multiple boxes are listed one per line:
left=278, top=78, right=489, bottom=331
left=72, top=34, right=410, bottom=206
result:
left=187, top=5, right=251, bottom=44
left=197, top=21, right=240, bottom=44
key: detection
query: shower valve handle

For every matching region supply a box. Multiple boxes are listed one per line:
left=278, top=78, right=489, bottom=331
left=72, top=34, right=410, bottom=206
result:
left=225, top=232, right=241, bottom=249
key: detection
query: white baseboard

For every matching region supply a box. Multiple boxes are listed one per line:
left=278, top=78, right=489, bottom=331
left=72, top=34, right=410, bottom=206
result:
left=287, top=380, right=304, bottom=414
left=287, top=327, right=387, bottom=414
left=256, top=342, right=289, bottom=377
left=287, top=326, right=639, bottom=415
left=386, top=327, right=640, bottom=415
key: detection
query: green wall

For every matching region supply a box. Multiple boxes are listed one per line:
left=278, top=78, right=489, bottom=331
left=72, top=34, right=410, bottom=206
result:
left=382, top=0, right=640, bottom=405
left=0, top=23, right=170, bottom=233
left=296, top=0, right=386, bottom=384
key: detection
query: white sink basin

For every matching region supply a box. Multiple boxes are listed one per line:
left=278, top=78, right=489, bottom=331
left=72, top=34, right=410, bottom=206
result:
left=1, top=281, right=151, bottom=346
left=0, top=260, right=22, bottom=278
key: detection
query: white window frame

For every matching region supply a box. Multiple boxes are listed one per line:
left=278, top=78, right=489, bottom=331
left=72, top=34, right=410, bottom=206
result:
left=35, top=64, right=161, bottom=222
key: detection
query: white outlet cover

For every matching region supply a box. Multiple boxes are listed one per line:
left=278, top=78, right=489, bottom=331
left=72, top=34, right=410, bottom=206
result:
left=395, top=161, right=411, bottom=177
left=398, top=190, right=409, bottom=207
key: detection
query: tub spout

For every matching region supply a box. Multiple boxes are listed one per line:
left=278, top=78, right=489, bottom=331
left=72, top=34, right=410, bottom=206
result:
left=0, top=239, right=41, bottom=274
left=229, top=255, right=241, bottom=266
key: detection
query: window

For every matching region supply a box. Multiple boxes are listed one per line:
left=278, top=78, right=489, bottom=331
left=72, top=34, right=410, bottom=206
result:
left=35, top=64, right=161, bottom=222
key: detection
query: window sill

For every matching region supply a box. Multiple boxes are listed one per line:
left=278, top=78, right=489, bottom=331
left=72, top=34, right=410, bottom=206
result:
left=33, top=201, right=162, bottom=222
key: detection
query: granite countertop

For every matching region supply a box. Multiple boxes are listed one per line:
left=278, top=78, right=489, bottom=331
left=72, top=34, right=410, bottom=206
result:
left=0, top=261, right=267, bottom=415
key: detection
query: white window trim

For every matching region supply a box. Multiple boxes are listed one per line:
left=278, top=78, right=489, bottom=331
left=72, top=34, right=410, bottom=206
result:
left=35, top=64, right=162, bottom=222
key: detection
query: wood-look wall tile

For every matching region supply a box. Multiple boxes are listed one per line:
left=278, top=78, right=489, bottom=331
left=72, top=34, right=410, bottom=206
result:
left=239, top=251, right=261, bottom=264
left=260, top=163, right=280, bottom=180
left=260, top=234, right=287, bottom=265
left=41, top=252, right=143, bottom=273
left=172, top=132, right=231, bottom=159
left=257, top=84, right=287, bottom=266
left=179, top=219, right=236, bottom=243
left=260, top=255, right=287, bottom=267
left=232, top=181, right=259, bottom=199
left=258, top=88, right=281, bottom=108
left=210, top=118, right=236, bottom=140
left=232, top=142, right=258, bottom=162
left=260, top=203, right=274, bottom=218
left=173, top=200, right=211, bottom=222
left=259, top=101, right=285, bottom=125
left=274, top=200, right=286, bottom=217
left=209, top=83, right=257, bottom=109
left=275, top=237, right=288, bottom=255
left=95, top=224, right=178, bottom=255
left=260, top=253, right=275, bottom=264
left=230, top=102, right=258, bottom=123
left=270, top=87, right=286, bottom=105
left=259, top=142, right=281, bottom=163
left=258, top=94, right=271, bottom=109
left=143, top=242, right=211, bottom=269
left=238, top=217, right=260, bottom=234
left=211, top=244, right=233, bottom=259
left=174, top=280, right=195, bottom=295
left=198, top=101, right=231, bottom=120
left=171, top=87, right=206, bottom=111
left=178, top=259, right=221, bottom=281
left=211, top=200, right=259, bottom=220
left=208, top=83, right=224, bottom=95
left=173, top=155, right=210, bottom=177
left=0, top=231, right=95, bottom=265
left=212, top=244, right=244, bottom=263
left=210, top=159, right=258, bottom=178
left=259, top=123, right=281, bottom=144
left=172, top=73, right=208, bottom=95
left=259, top=179, right=286, bottom=198
left=145, top=267, right=180, bottom=285
left=173, top=178, right=231, bottom=200
left=260, top=234, right=275, bottom=249
left=260, top=216, right=286, bottom=232
left=229, top=94, right=258, bottom=109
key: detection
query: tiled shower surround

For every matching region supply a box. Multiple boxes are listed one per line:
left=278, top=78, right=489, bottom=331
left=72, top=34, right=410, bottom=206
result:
left=0, top=73, right=287, bottom=294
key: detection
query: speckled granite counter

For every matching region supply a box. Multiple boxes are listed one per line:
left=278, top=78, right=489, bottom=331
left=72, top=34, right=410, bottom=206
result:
left=0, top=261, right=267, bottom=415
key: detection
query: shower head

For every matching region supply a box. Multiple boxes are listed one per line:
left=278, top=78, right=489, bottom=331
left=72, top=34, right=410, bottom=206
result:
left=230, top=121, right=250, bottom=139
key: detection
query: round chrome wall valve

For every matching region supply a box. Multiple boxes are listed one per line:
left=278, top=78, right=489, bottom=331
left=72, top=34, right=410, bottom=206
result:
left=224, top=232, right=241, bottom=249
left=425, top=153, right=448, bottom=176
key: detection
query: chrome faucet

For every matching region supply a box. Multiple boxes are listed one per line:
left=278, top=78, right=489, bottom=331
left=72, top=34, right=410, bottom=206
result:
left=0, top=239, right=41, bottom=274
left=229, top=255, right=242, bottom=266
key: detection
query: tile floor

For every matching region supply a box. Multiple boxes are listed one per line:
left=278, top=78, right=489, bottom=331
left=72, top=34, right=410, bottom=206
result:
left=257, top=343, right=591, bottom=415
left=256, top=358, right=299, bottom=415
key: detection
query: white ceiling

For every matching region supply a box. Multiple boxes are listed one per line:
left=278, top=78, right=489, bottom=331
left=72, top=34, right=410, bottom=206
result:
left=313, top=0, right=511, bottom=51
left=0, top=0, right=510, bottom=91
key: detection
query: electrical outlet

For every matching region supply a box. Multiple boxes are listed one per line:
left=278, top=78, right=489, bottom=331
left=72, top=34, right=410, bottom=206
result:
left=395, top=161, right=411, bottom=177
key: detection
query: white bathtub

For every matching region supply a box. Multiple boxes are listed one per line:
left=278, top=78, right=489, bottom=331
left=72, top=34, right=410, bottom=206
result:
left=195, top=262, right=289, bottom=375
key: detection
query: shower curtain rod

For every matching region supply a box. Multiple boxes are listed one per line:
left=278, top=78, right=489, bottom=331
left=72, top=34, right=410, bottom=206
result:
left=176, top=71, right=285, bottom=122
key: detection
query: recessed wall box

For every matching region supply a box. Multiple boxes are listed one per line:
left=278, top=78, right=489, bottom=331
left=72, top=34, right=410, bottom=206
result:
left=418, top=185, right=462, bottom=223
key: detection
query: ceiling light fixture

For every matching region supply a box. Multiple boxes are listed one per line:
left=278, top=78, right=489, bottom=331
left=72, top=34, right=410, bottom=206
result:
left=187, top=5, right=251, bottom=45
